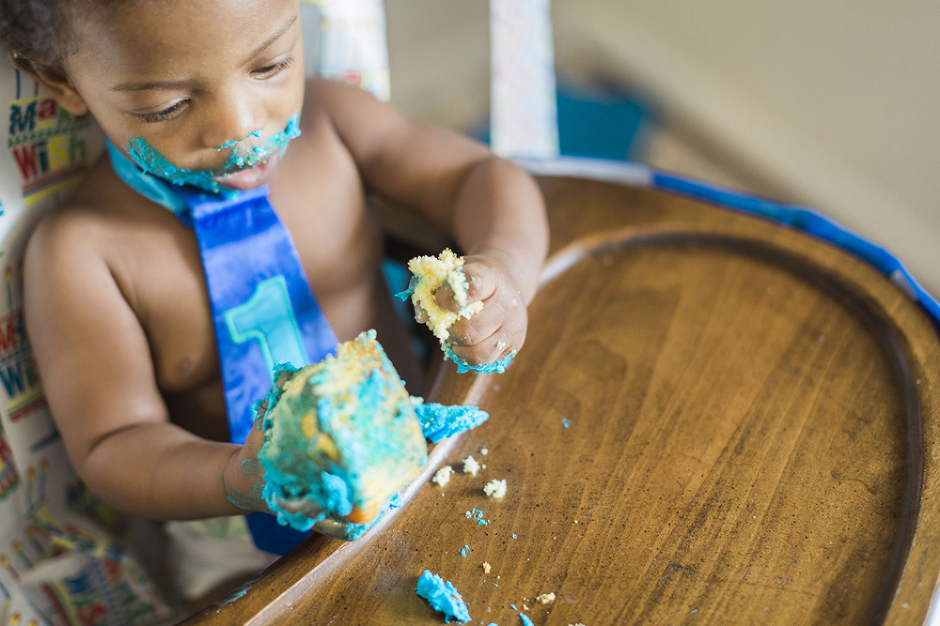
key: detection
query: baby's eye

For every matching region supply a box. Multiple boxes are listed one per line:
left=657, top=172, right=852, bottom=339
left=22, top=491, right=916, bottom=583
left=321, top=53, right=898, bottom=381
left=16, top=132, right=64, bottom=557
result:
left=253, top=56, right=295, bottom=78
left=135, top=100, right=188, bottom=124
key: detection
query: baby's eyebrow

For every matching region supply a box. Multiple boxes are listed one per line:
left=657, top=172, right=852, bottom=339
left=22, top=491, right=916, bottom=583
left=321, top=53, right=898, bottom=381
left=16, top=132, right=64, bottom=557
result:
left=109, top=14, right=299, bottom=93
left=110, top=79, right=188, bottom=93
left=242, top=14, right=299, bottom=65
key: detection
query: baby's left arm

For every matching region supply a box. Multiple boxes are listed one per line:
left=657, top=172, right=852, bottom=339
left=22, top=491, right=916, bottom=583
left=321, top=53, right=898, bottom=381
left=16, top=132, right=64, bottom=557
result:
left=314, top=80, right=549, bottom=367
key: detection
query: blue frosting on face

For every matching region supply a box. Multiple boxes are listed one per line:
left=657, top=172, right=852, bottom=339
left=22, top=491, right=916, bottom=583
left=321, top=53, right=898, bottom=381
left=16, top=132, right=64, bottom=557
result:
left=217, top=131, right=261, bottom=151
left=125, top=113, right=301, bottom=195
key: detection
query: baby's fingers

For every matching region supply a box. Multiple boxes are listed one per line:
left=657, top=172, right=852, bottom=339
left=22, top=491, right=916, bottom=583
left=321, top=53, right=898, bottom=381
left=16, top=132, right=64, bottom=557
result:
left=276, top=496, right=324, bottom=518
left=436, top=262, right=496, bottom=313
left=446, top=324, right=523, bottom=368
left=448, top=281, right=525, bottom=347
left=413, top=302, right=429, bottom=323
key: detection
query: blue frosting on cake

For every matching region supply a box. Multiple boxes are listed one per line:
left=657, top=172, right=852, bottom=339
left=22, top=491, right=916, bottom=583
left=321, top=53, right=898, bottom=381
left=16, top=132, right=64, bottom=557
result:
left=256, top=332, right=491, bottom=536
left=412, top=399, right=489, bottom=443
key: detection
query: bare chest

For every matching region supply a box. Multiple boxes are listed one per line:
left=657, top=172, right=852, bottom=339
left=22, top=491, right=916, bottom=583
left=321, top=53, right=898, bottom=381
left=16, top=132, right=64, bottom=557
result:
left=111, top=164, right=383, bottom=433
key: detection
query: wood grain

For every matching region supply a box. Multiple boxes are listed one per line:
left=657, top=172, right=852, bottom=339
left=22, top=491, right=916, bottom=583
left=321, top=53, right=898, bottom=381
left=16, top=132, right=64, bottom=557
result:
left=180, top=176, right=940, bottom=626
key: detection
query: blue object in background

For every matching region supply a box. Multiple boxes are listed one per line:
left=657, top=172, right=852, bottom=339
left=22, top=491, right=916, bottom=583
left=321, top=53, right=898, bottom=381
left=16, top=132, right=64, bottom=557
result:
left=555, top=82, right=651, bottom=160
left=474, top=81, right=653, bottom=161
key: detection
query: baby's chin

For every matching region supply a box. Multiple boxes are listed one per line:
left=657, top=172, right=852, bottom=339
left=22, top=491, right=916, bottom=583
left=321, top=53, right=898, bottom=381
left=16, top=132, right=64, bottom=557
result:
left=214, top=152, right=281, bottom=191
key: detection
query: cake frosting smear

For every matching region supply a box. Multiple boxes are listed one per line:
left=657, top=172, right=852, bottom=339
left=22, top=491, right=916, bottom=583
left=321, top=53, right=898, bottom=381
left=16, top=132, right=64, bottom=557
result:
left=415, top=570, right=472, bottom=623
left=398, top=249, right=517, bottom=374
left=256, top=330, right=489, bottom=536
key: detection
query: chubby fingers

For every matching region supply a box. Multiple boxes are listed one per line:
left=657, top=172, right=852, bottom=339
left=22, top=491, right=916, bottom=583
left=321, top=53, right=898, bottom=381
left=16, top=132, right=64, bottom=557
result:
left=275, top=495, right=327, bottom=520
left=446, top=296, right=526, bottom=368
left=413, top=302, right=429, bottom=324
left=435, top=260, right=495, bottom=313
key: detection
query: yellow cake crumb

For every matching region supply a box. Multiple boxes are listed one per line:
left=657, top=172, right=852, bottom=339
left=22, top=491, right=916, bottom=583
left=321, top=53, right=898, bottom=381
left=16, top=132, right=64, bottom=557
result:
left=432, top=466, right=455, bottom=487
left=482, top=562, right=492, bottom=574
left=463, top=455, right=480, bottom=476
left=483, top=479, right=506, bottom=498
left=537, top=592, right=556, bottom=604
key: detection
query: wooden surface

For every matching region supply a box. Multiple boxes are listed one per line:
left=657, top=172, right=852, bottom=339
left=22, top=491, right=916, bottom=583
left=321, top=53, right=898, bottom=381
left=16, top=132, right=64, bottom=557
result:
left=181, top=176, right=940, bottom=626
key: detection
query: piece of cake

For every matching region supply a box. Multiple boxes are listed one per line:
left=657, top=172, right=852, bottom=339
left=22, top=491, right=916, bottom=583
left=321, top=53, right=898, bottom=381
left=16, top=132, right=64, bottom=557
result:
left=432, top=466, right=455, bottom=487
left=483, top=479, right=506, bottom=499
left=257, top=330, right=428, bottom=530
left=404, top=249, right=483, bottom=341
left=462, top=456, right=480, bottom=476
left=398, top=249, right=516, bottom=374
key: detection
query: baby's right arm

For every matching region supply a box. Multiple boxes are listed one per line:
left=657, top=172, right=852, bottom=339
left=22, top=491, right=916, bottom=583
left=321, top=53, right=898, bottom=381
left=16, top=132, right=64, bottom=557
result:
left=24, top=208, right=260, bottom=520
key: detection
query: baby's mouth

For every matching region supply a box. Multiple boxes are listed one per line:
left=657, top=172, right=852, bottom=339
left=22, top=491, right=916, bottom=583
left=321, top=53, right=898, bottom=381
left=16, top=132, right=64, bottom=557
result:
left=214, top=152, right=281, bottom=191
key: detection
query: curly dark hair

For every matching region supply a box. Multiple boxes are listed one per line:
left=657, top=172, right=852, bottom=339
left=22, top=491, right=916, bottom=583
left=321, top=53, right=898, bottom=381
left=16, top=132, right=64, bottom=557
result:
left=0, top=0, right=120, bottom=74
left=0, top=0, right=70, bottom=72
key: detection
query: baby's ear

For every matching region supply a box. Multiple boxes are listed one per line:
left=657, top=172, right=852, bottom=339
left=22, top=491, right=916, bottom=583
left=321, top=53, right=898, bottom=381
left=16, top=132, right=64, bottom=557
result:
left=7, top=52, right=89, bottom=117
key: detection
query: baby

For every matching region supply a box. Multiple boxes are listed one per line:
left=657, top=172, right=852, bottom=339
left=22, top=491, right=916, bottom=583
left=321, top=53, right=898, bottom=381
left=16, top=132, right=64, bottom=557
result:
left=2, top=0, right=546, bottom=568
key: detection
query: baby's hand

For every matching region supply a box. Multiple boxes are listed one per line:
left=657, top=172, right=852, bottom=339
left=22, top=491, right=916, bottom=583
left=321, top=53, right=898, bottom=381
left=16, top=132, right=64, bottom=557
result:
left=221, top=415, right=368, bottom=538
left=429, top=250, right=528, bottom=369
left=222, top=419, right=268, bottom=514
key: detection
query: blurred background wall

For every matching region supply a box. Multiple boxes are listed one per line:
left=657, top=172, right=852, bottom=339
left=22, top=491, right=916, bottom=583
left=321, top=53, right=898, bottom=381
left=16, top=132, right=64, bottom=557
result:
left=383, top=0, right=939, bottom=295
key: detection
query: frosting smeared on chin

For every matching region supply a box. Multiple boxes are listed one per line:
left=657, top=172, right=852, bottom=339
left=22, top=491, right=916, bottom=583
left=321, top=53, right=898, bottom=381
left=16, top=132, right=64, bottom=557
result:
left=125, top=113, right=302, bottom=194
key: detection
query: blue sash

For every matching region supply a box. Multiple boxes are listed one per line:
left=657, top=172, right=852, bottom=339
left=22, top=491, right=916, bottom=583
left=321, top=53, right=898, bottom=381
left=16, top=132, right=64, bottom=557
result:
left=108, top=142, right=338, bottom=555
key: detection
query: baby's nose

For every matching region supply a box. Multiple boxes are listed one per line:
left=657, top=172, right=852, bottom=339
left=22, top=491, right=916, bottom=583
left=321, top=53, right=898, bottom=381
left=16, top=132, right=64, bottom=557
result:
left=216, top=130, right=262, bottom=152
left=202, top=92, right=264, bottom=151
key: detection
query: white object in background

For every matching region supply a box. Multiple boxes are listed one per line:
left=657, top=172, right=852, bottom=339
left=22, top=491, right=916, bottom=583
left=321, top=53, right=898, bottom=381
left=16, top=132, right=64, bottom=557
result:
left=490, top=0, right=560, bottom=159
left=300, top=0, right=391, bottom=101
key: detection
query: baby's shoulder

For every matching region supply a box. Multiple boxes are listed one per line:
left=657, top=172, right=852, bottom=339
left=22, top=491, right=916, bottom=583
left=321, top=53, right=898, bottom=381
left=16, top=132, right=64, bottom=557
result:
left=26, top=158, right=159, bottom=276
left=301, top=77, right=366, bottom=111
left=293, top=77, right=411, bottom=171
left=297, top=77, right=389, bottom=138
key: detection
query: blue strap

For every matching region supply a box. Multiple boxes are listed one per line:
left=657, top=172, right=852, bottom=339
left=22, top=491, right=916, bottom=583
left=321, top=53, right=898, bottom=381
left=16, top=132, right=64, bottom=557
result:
left=106, top=141, right=190, bottom=217
left=178, top=185, right=338, bottom=554
left=651, top=172, right=940, bottom=324
left=108, top=143, right=339, bottom=554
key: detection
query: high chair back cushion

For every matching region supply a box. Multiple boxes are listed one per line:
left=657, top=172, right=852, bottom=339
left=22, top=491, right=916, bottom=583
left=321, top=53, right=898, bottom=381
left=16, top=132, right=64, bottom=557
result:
left=0, top=60, right=174, bottom=626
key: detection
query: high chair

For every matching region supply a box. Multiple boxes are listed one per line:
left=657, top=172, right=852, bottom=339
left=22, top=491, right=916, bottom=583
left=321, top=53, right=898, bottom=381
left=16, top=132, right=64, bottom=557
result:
left=3, top=2, right=940, bottom=625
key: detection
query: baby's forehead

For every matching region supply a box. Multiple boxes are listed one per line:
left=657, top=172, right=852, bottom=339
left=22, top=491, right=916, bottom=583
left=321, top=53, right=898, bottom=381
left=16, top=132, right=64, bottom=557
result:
left=66, top=0, right=300, bottom=76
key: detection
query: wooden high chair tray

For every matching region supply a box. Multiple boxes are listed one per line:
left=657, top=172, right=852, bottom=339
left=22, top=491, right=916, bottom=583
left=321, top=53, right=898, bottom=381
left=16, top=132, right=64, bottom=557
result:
left=182, top=176, right=940, bottom=626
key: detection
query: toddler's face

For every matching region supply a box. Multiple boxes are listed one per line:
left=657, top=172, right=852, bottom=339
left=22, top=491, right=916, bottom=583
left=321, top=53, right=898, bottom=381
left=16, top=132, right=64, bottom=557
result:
left=62, top=0, right=305, bottom=190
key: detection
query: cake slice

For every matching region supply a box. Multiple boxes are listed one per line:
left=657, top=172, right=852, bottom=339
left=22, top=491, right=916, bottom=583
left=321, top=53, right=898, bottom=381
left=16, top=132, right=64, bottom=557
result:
left=398, top=248, right=516, bottom=374
left=404, top=248, right=483, bottom=341
left=257, top=330, right=428, bottom=529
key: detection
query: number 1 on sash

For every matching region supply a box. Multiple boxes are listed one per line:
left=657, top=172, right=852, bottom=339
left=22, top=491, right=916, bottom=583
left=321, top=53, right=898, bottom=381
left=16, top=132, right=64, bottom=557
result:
left=224, top=276, right=310, bottom=380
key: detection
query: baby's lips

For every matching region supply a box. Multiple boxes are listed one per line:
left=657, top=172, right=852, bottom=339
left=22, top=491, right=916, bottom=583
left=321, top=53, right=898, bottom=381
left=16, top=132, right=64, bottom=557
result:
left=214, top=152, right=280, bottom=190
